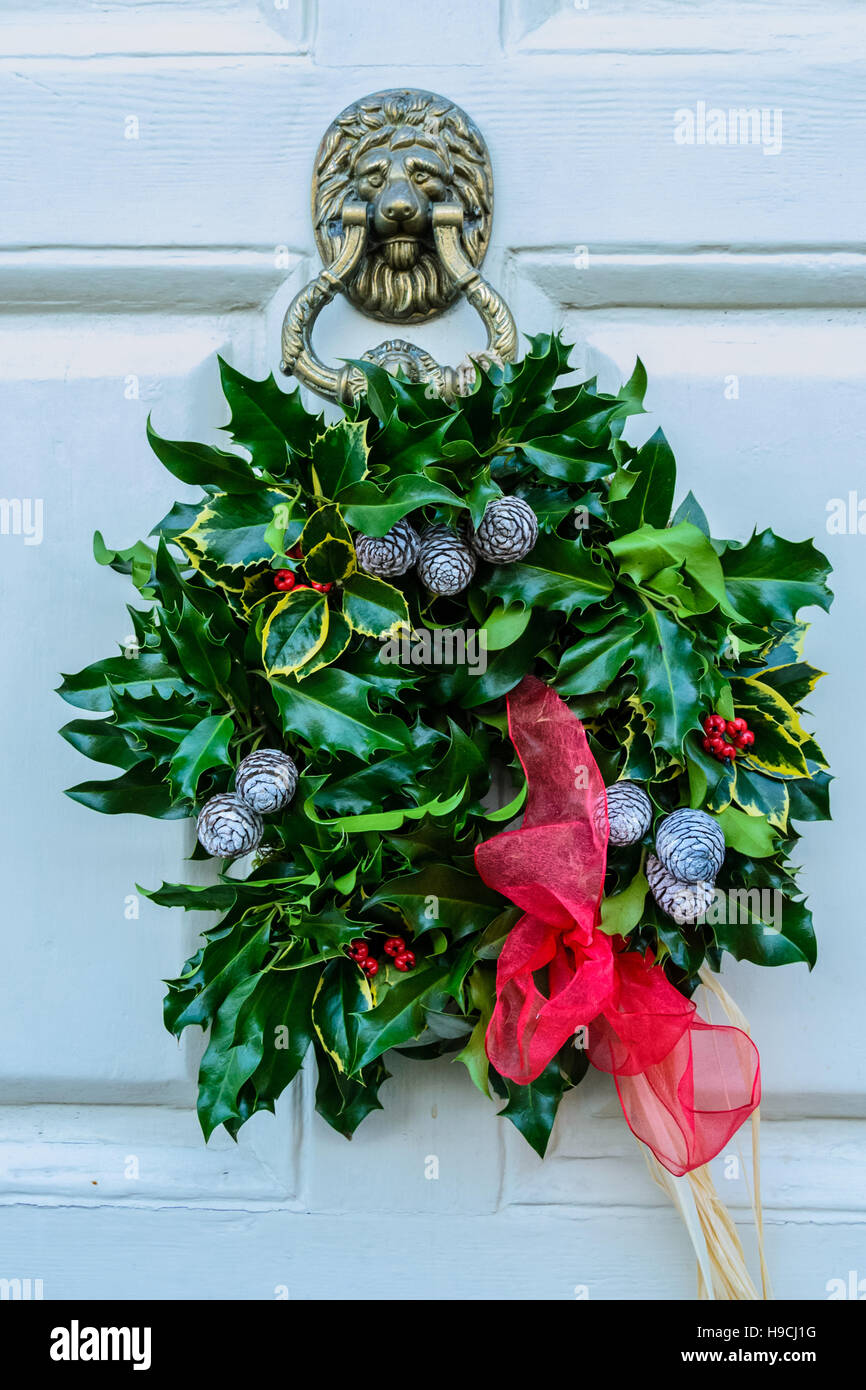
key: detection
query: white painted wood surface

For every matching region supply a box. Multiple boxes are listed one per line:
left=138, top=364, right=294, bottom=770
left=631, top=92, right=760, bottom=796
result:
left=1, top=0, right=864, bottom=1300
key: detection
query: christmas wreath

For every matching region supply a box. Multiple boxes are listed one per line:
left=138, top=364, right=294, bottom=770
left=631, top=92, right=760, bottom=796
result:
left=59, top=335, right=832, bottom=1169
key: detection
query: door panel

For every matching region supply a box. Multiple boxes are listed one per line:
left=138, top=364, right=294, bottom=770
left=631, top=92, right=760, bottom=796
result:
left=1, top=0, right=863, bottom=1299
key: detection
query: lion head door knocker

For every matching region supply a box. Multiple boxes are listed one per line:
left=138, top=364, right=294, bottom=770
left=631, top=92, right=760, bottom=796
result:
left=280, top=89, right=517, bottom=406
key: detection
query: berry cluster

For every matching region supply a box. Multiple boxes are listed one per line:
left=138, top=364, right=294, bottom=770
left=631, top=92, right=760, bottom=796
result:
left=273, top=544, right=332, bottom=595
left=701, top=713, right=755, bottom=762
left=347, top=936, right=416, bottom=977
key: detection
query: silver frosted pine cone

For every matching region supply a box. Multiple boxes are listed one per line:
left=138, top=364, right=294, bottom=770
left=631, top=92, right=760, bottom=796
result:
left=646, top=854, right=715, bottom=926
left=655, top=808, right=725, bottom=883
left=197, top=793, right=263, bottom=859
left=597, top=781, right=653, bottom=847
left=416, top=524, right=476, bottom=597
left=235, top=748, right=298, bottom=814
left=354, top=518, right=420, bottom=578
left=470, top=496, right=538, bottom=564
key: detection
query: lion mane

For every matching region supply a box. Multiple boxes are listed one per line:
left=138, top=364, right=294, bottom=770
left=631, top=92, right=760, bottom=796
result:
left=313, top=90, right=493, bottom=323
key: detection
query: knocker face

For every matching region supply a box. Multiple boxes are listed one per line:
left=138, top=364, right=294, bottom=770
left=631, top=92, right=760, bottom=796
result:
left=354, top=138, right=451, bottom=270
left=312, top=90, right=493, bottom=323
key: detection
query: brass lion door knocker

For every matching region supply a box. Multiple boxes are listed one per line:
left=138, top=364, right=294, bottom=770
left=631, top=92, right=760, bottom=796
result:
left=280, top=89, right=518, bottom=406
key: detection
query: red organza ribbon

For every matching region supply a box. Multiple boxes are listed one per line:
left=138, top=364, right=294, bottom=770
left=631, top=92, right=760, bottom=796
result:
left=476, top=675, right=760, bottom=1177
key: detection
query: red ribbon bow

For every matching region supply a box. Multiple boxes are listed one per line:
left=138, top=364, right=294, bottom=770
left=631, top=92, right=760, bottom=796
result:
left=475, top=675, right=760, bottom=1176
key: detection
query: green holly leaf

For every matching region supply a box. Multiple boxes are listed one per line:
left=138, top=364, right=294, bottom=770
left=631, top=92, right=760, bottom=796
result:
left=350, top=964, right=452, bottom=1072
left=672, top=490, right=710, bottom=536
left=555, top=615, right=641, bottom=696
left=218, top=358, right=320, bottom=473
left=165, top=916, right=273, bottom=1036
left=517, top=437, right=614, bottom=485
left=721, top=530, right=833, bottom=626
left=342, top=572, right=410, bottom=639
left=312, top=728, right=446, bottom=816
left=786, top=768, right=832, bottom=822
left=599, top=871, right=649, bottom=936
left=466, top=468, right=503, bottom=528
left=608, top=429, right=676, bottom=533
left=164, top=595, right=232, bottom=690
left=311, top=419, right=370, bottom=498
left=143, top=881, right=241, bottom=911
left=93, top=531, right=155, bottom=591
left=243, top=968, right=318, bottom=1113
left=455, top=967, right=496, bottom=1097
left=710, top=805, right=777, bottom=858
left=482, top=535, right=613, bottom=617
left=59, top=717, right=146, bottom=770
left=339, top=474, right=466, bottom=536
left=262, top=588, right=329, bottom=678
left=363, top=865, right=504, bottom=940
left=168, top=713, right=234, bottom=802
left=57, top=653, right=194, bottom=712
left=515, top=485, right=578, bottom=534
left=146, top=417, right=260, bottom=494
left=314, top=1044, right=389, bottom=1137
left=65, top=765, right=189, bottom=818
left=197, top=975, right=267, bottom=1140
left=480, top=603, right=531, bottom=652
left=497, top=1057, right=569, bottom=1158
left=710, top=893, right=816, bottom=968
left=629, top=602, right=704, bottom=755
left=610, top=522, right=744, bottom=621
left=270, top=668, right=413, bottom=758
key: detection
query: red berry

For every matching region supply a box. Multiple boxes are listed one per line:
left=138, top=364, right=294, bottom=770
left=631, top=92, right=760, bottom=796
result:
left=274, top=569, right=295, bottom=588
left=721, top=743, right=737, bottom=760
left=702, top=736, right=715, bottom=752
left=737, top=730, right=755, bottom=748
left=289, top=544, right=303, bottom=560
left=706, top=714, right=726, bottom=733
left=384, top=937, right=405, bottom=957
left=362, top=957, right=379, bottom=978
left=310, top=581, right=333, bottom=593
left=348, top=939, right=368, bottom=960
left=393, top=950, right=416, bottom=972
left=709, top=736, right=725, bottom=753
left=731, top=717, right=748, bottom=733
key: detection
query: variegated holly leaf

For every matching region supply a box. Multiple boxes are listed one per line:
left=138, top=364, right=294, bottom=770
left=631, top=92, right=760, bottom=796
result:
left=177, top=489, right=293, bottom=577
left=262, top=587, right=329, bottom=678
left=342, top=572, right=410, bottom=639
left=299, top=503, right=355, bottom=583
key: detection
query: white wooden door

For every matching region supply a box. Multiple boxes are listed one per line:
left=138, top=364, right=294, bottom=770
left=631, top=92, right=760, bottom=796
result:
left=1, top=0, right=864, bottom=1299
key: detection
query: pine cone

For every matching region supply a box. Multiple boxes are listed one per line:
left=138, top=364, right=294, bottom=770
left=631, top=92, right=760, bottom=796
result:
left=470, top=496, right=538, bottom=563
left=597, top=781, right=653, bottom=846
left=236, top=748, right=298, bottom=814
left=646, top=854, right=715, bottom=925
left=196, top=793, right=263, bottom=858
left=354, top=518, right=420, bottom=578
left=416, top=525, right=476, bottom=596
left=655, top=808, right=725, bottom=883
